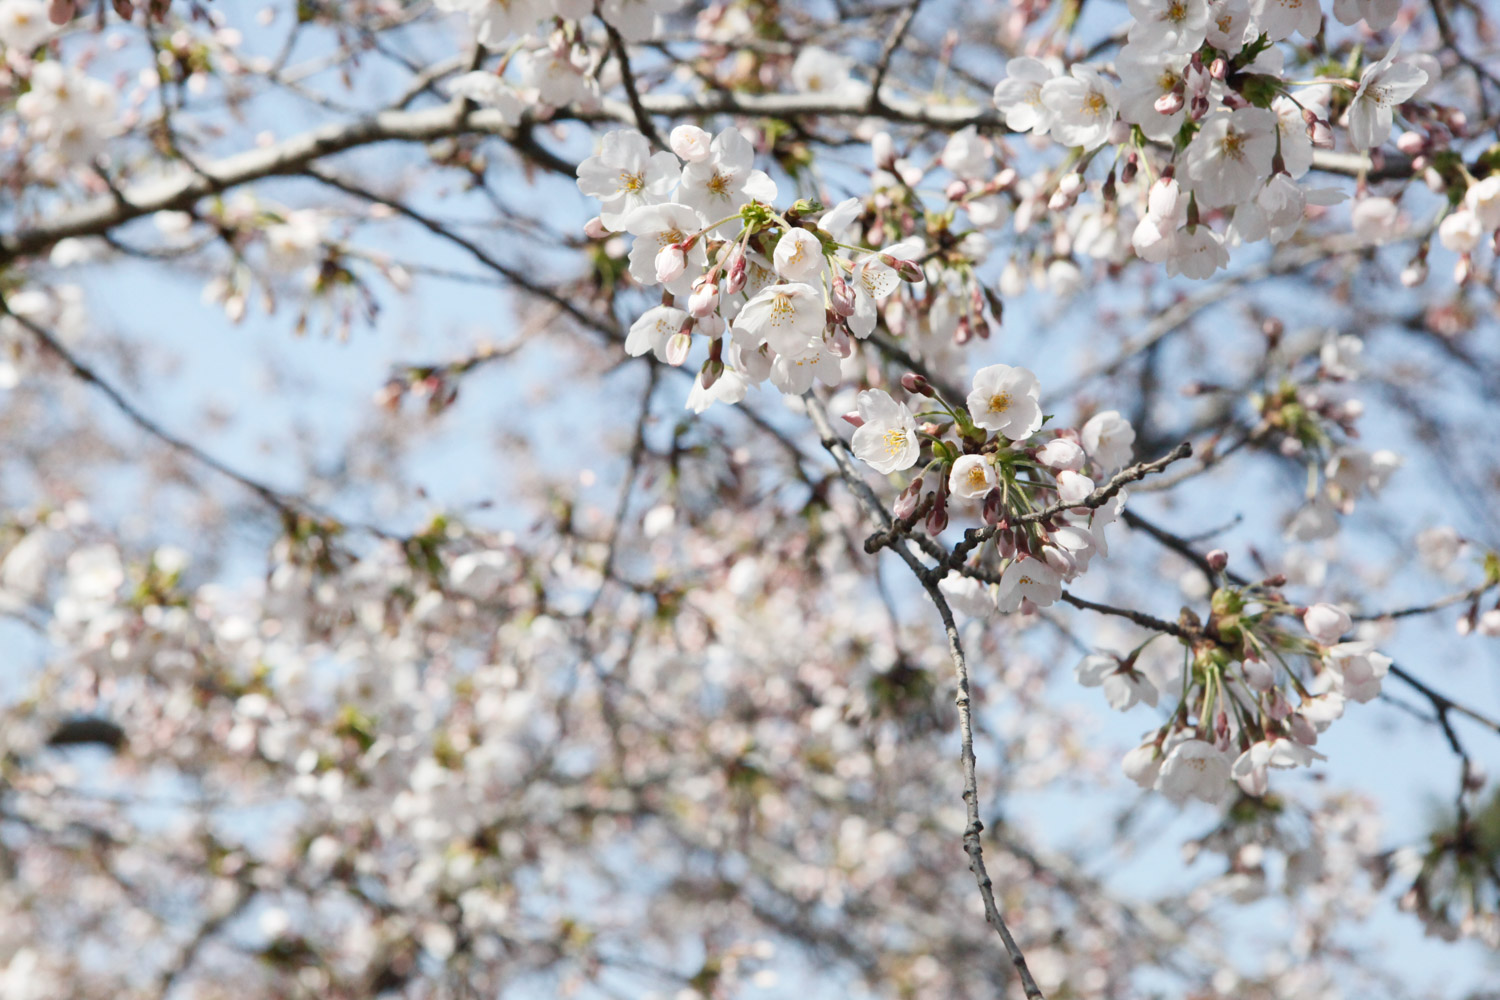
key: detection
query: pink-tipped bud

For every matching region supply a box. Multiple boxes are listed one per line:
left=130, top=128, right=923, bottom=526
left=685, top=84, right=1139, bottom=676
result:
left=842, top=411, right=865, bottom=428
left=723, top=246, right=747, bottom=295
left=688, top=280, right=719, bottom=317
left=655, top=244, right=687, bottom=285
left=882, top=256, right=924, bottom=282
left=945, top=179, right=969, bottom=202
left=583, top=216, right=609, bottom=240
left=901, top=372, right=932, bottom=396
left=982, top=488, right=1003, bottom=525
left=893, top=477, right=924, bottom=520
left=48, top=0, right=74, bottom=24
left=1154, top=90, right=1185, bottom=116
left=830, top=275, right=855, bottom=317
left=1209, top=57, right=1227, bottom=81
left=1206, top=549, right=1229, bottom=571
left=1395, top=130, right=1425, bottom=156
left=665, top=330, right=692, bottom=366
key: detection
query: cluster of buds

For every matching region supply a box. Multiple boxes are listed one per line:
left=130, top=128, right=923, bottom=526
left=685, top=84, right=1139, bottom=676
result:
left=847, top=365, right=1137, bottom=616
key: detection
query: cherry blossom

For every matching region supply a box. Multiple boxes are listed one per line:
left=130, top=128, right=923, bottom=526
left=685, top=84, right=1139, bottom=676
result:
left=966, top=364, right=1043, bottom=440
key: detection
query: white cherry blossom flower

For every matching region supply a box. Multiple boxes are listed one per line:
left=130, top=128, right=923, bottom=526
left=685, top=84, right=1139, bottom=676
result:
left=1304, top=603, right=1352, bottom=645
left=670, top=125, right=712, bottom=163
left=993, top=57, right=1056, bottom=134
left=600, top=0, right=684, bottom=41
left=678, top=127, right=778, bottom=227
left=1183, top=107, right=1278, bottom=208
left=0, top=0, right=50, bottom=52
left=768, top=338, right=840, bottom=394
left=1323, top=641, right=1391, bottom=703
left=941, top=126, right=993, bottom=181
left=849, top=389, right=920, bottom=475
left=624, top=203, right=707, bottom=296
left=434, top=0, right=543, bottom=48
left=1056, top=470, right=1095, bottom=505
left=790, top=46, right=866, bottom=100
left=967, top=364, right=1043, bottom=440
left=1351, top=196, right=1402, bottom=244
left=1133, top=177, right=1184, bottom=263
left=1251, top=0, right=1322, bottom=41
left=1117, top=46, right=1190, bottom=142
left=625, top=305, right=686, bottom=360
left=1465, top=175, right=1500, bottom=230
left=1036, top=438, right=1084, bottom=471
left=773, top=228, right=826, bottom=282
left=1416, top=525, right=1462, bottom=571
left=1166, top=224, right=1229, bottom=279
left=735, top=282, right=825, bottom=356
left=515, top=45, right=598, bottom=108
left=447, top=71, right=524, bottom=124
left=939, top=574, right=998, bottom=618
left=847, top=237, right=923, bottom=338
left=1156, top=738, right=1231, bottom=804
left=1348, top=47, right=1428, bottom=151
left=949, top=455, right=997, bottom=499
left=1333, top=0, right=1401, bottom=31
left=1439, top=209, right=1483, bottom=254
left=1127, top=0, right=1209, bottom=55
left=996, top=557, right=1062, bottom=612
left=1040, top=66, right=1119, bottom=151
left=576, top=129, right=680, bottom=231
left=1205, top=0, right=1252, bottom=50
left=1081, top=410, right=1136, bottom=471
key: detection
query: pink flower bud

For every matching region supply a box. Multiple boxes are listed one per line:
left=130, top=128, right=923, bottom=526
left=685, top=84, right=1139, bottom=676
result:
left=1396, top=130, right=1426, bottom=156
left=1209, top=57, right=1227, bottom=80
left=665, top=330, right=692, bottom=366
left=688, top=280, right=719, bottom=317
left=1154, top=91, right=1185, bottom=115
left=829, top=275, right=854, bottom=317
left=669, top=124, right=712, bottom=163
left=723, top=246, right=747, bottom=295
left=900, top=372, right=932, bottom=396
left=842, top=411, right=864, bottom=428
left=655, top=245, right=686, bottom=284
left=1206, top=549, right=1228, bottom=571
left=583, top=216, right=610, bottom=240
left=893, top=477, right=924, bottom=520
left=945, top=179, right=969, bottom=202
left=881, top=256, right=924, bottom=282
left=49, top=0, right=75, bottom=24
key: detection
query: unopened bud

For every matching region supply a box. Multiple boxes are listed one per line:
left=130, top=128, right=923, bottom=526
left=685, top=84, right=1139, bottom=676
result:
left=830, top=275, right=855, bottom=317
left=723, top=246, right=747, bottom=295
left=665, top=330, right=692, bottom=366
left=688, top=280, right=719, bottom=317
left=982, top=488, right=1003, bottom=524
left=945, top=179, right=969, bottom=202
left=1395, top=130, right=1425, bottom=156
left=1120, top=153, right=1139, bottom=185
left=1206, top=549, right=1229, bottom=571
left=700, top=356, right=724, bottom=390
left=925, top=494, right=949, bottom=535
left=1209, top=57, right=1227, bottom=80
left=655, top=244, right=687, bottom=284
left=112, top=0, right=134, bottom=18
left=1154, top=90, right=1185, bottom=115
left=893, top=477, right=924, bottom=519
left=883, top=256, right=925, bottom=282
left=842, top=410, right=865, bottom=428
left=48, top=0, right=74, bottom=24
left=901, top=372, right=932, bottom=396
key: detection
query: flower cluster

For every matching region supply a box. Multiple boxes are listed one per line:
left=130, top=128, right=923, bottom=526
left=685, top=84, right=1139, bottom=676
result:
left=1097, top=586, right=1394, bottom=805
left=847, top=367, right=1135, bottom=616
left=577, top=126, right=930, bottom=408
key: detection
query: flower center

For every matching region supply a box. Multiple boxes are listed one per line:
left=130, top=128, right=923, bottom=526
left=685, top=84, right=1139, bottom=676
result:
left=619, top=170, right=644, bottom=193
left=1219, top=129, right=1247, bottom=160
left=988, top=391, right=1012, bottom=413
left=966, top=465, right=989, bottom=490
left=1083, top=92, right=1108, bottom=116
left=707, top=171, right=731, bottom=196
left=1166, top=0, right=1187, bottom=22
left=883, top=429, right=908, bottom=457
